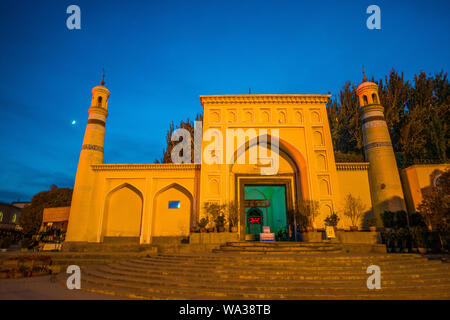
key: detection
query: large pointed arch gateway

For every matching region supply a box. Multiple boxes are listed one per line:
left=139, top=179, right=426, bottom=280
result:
left=102, top=183, right=143, bottom=238
left=231, top=134, right=311, bottom=240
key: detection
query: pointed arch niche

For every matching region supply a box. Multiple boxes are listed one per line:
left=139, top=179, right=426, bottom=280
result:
left=102, top=183, right=143, bottom=238
left=152, top=183, right=193, bottom=237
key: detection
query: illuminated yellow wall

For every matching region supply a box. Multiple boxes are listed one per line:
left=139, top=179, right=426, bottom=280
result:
left=103, top=185, right=142, bottom=237
left=153, top=185, right=192, bottom=237
left=401, top=164, right=449, bottom=213
left=336, top=163, right=373, bottom=229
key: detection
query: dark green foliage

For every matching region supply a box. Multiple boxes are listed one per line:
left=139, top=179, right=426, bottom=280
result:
left=18, top=187, right=73, bottom=237
left=214, top=215, right=226, bottom=228
left=324, top=212, right=340, bottom=227
left=198, top=217, right=209, bottom=229
left=382, top=210, right=408, bottom=229
left=156, top=113, right=203, bottom=163
left=328, top=70, right=449, bottom=167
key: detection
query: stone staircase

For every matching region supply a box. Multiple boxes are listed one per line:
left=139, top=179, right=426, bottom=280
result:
left=57, top=243, right=450, bottom=299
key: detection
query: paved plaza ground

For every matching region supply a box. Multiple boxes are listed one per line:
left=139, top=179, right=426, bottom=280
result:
left=0, top=275, right=122, bottom=300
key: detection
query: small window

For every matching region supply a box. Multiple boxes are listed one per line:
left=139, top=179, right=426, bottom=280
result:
left=372, top=93, right=378, bottom=104
left=362, top=95, right=368, bottom=106
left=0, top=211, right=3, bottom=222
left=97, top=96, right=102, bottom=107
left=168, top=201, right=181, bottom=209
left=12, top=214, right=16, bottom=223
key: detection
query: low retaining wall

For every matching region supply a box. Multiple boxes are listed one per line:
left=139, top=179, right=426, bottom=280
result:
left=336, top=231, right=381, bottom=244
left=299, top=231, right=381, bottom=244
left=189, top=232, right=239, bottom=244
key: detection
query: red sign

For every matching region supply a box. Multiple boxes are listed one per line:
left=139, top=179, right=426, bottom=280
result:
left=244, top=199, right=271, bottom=208
left=249, top=217, right=261, bottom=224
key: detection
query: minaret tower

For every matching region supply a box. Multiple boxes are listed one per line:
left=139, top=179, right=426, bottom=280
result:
left=356, top=70, right=405, bottom=226
left=65, top=73, right=110, bottom=243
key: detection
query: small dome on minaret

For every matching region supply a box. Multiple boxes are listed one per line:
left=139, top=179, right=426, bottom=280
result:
left=356, top=67, right=379, bottom=107
left=91, top=71, right=110, bottom=110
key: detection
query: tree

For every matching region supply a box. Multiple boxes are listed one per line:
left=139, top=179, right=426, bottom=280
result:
left=297, top=199, right=319, bottom=229
left=19, top=187, right=73, bottom=236
left=327, top=82, right=363, bottom=156
left=417, top=170, right=450, bottom=232
left=343, top=194, right=366, bottom=227
left=203, top=202, right=226, bottom=229
left=156, top=113, right=203, bottom=163
left=227, top=201, right=239, bottom=228
left=327, top=69, right=449, bottom=168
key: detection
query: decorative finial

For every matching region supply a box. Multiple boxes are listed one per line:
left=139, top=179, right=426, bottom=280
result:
left=362, top=65, right=367, bottom=82
left=100, top=69, right=105, bottom=86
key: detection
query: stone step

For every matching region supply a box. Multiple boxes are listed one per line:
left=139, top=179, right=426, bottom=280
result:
left=97, top=264, right=450, bottom=285
left=131, top=258, right=447, bottom=271
left=107, top=262, right=450, bottom=279
left=84, top=267, right=450, bottom=292
left=74, top=271, right=450, bottom=300
left=213, top=248, right=342, bottom=254
left=113, top=262, right=450, bottom=279
left=84, top=269, right=450, bottom=293
left=102, top=237, right=141, bottom=245
left=78, top=278, right=450, bottom=300
left=156, top=252, right=425, bottom=261
left=224, top=241, right=336, bottom=247
left=133, top=256, right=446, bottom=269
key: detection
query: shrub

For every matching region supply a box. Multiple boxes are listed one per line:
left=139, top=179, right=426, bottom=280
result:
left=324, top=213, right=340, bottom=227
left=198, top=217, right=209, bottom=229
left=367, top=217, right=377, bottom=227
left=227, top=201, right=239, bottom=227
left=343, top=194, right=366, bottom=227
left=214, top=215, right=226, bottom=228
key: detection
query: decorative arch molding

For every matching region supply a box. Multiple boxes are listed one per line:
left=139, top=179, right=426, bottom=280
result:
left=153, top=182, right=194, bottom=203
left=106, top=182, right=144, bottom=201
left=102, top=182, right=144, bottom=238
left=230, top=134, right=311, bottom=203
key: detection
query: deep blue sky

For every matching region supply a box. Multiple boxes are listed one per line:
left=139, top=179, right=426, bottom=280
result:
left=0, top=0, right=449, bottom=203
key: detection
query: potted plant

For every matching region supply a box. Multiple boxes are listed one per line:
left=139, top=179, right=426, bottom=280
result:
left=367, top=217, right=377, bottom=232
left=343, top=194, right=366, bottom=232
left=203, top=202, right=226, bottom=233
left=397, top=228, right=409, bottom=253
left=412, top=226, right=428, bottom=254
left=296, top=212, right=309, bottom=232
left=215, top=215, right=226, bottom=232
left=298, top=200, right=319, bottom=232
left=227, top=201, right=239, bottom=233
left=391, top=230, right=401, bottom=253
left=198, top=217, right=209, bottom=233
left=324, top=212, right=340, bottom=232
left=382, top=230, right=393, bottom=253
left=381, top=211, right=394, bottom=231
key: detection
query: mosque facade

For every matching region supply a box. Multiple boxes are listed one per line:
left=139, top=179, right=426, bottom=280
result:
left=64, top=76, right=448, bottom=245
